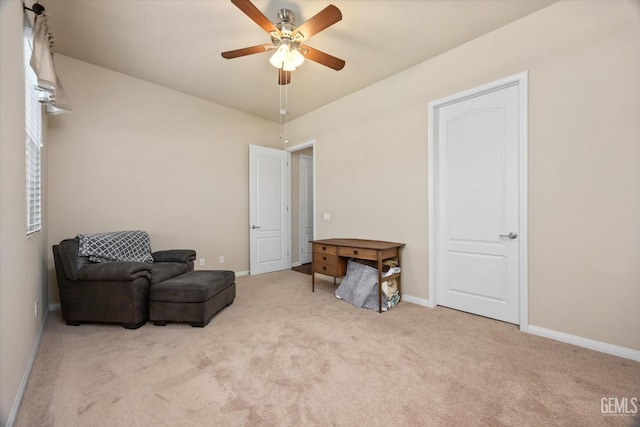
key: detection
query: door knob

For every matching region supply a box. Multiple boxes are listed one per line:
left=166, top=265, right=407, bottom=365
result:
left=499, top=232, right=518, bottom=239
left=251, top=225, right=260, bottom=229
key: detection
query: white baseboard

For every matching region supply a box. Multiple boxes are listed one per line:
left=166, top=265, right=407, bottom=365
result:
left=528, top=325, right=640, bottom=362
left=393, top=302, right=639, bottom=362
left=291, top=261, right=301, bottom=267
left=235, top=270, right=249, bottom=277
left=401, top=293, right=430, bottom=307
left=7, top=309, right=49, bottom=427
left=49, top=303, right=60, bottom=312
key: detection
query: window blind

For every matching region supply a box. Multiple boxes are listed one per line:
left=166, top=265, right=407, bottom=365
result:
left=24, top=31, right=42, bottom=236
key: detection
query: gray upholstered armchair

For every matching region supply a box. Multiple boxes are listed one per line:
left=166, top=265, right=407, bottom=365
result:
left=52, top=236, right=196, bottom=329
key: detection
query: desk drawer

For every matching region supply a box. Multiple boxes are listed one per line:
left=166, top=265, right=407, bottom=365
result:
left=313, top=253, right=344, bottom=276
left=313, top=243, right=337, bottom=255
left=338, top=246, right=378, bottom=261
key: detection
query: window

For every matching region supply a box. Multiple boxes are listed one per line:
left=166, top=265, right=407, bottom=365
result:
left=24, top=26, right=42, bottom=236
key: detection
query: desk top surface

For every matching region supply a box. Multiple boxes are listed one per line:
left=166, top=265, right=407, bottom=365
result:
left=311, top=238, right=405, bottom=250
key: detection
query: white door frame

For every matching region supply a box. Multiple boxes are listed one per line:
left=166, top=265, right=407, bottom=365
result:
left=298, top=154, right=314, bottom=264
left=286, top=140, right=316, bottom=266
left=428, top=72, right=529, bottom=331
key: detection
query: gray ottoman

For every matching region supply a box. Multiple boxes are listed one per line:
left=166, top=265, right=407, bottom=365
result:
left=150, top=270, right=235, bottom=327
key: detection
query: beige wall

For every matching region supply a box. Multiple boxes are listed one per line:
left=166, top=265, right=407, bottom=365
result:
left=47, top=56, right=279, bottom=303
left=290, top=147, right=314, bottom=264
left=285, top=0, right=640, bottom=350
left=0, top=1, right=50, bottom=424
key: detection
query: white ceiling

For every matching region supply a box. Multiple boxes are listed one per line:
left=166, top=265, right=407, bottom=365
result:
left=42, top=0, right=556, bottom=122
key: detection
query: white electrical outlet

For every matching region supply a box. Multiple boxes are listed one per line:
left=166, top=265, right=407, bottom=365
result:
left=199, top=258, right=205, bottom=266
left=219, top=256, right=225, bottom=264
left=34, top=301, right=38, bottom=318
left=323, top=212, right=330, bottom=220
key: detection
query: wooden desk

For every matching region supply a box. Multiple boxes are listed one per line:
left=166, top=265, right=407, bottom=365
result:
left=311, top=238, right=405, bottom=313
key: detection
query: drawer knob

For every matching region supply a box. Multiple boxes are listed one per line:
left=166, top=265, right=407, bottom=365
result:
left=323, top=256, right=327, bottom=261
left=322, top=246, right=327, bottom=251
left=322, top=266, right=327, bottom=271
left=353, top=250, right=358, bottom=255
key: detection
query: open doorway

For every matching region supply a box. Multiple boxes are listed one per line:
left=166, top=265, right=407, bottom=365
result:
left=287, top=140, right=315, bottom=272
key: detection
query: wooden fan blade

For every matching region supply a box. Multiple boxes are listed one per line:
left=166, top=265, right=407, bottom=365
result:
left=292, top=5, right=342, bottom=41
left=231, top=0, right=279, bottom=34
left=278, top=68, right=291, bottom=85
left=301, top=45, right=345, bottom=71
left=222, top=44, right=272, bottom=59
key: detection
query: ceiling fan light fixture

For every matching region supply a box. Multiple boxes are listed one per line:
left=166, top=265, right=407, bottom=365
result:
left=269, top=43, right=290, bottom=68
left=269, top=39, right=305, bottom=71
left=289, top=48, right=304, bottom=67
left=282, top=61, right=296, bottom=72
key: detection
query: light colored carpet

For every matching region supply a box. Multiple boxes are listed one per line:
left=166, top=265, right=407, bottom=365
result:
left=16, top=270, right=640, bottom=426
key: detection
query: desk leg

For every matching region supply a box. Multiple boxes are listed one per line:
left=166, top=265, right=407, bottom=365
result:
left=377, top=252, right=383, bottom=313
left=397, top=249, right=402, bottom=302
left=312, top=262, right=315, bottom=292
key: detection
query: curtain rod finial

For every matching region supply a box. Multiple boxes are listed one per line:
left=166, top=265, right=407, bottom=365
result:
left=24, top=2, right=45, bottom=15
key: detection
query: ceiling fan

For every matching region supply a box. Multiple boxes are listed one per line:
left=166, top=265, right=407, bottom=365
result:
left=221, top=0, right=345, bottom=85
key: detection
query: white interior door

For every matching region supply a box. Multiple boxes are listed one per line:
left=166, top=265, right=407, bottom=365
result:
left=432, top=81, right=524, bottom=324
left=249, top=145, right=290, bottom=275
left=299, top=155, right=314, bottom=264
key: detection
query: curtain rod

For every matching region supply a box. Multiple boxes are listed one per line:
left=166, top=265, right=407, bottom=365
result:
left=23, top=2, right=45, bottom=15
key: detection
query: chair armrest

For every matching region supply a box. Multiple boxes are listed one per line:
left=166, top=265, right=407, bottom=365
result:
left=77, top=261, right=151, bottom=281
left=151, top=249, right=196, bottom=264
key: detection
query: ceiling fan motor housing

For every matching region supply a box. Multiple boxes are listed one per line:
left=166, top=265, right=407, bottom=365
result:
left=277, top=8, right=295, bottom=24
left=272, top=9, right=299, bottom=42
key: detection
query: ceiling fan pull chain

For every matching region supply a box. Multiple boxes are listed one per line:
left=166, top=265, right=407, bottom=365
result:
left=284, top=81, right=288, bottom=143
left=279, top=83, right=283, bottom=140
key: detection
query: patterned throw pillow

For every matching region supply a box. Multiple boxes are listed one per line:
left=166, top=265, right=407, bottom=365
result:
left=77, top=230, right=154, bottom=263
